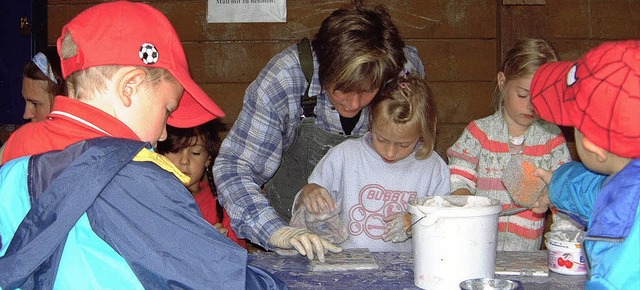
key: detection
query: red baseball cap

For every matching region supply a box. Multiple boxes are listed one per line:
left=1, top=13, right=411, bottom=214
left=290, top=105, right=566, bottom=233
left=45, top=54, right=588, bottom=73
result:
left=530, top=40, right=640, bottom=158
left=57, top=1, right=224, bottom=128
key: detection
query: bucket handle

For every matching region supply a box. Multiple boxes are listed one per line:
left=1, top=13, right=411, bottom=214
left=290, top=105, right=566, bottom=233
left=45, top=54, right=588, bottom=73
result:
left=407, top=205, right=440, bottom=235
left=405, top=216, right=424, bottom=236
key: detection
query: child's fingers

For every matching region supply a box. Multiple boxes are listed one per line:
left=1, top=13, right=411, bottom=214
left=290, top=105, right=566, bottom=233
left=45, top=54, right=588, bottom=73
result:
left=302, top=191, right=322, bottom=213
left=382, top=214, right=410, bottom=243
left=531, top=167, right=553, bottom=213
left=315, top=189, right=335, bottom=213
left=531, top=192, right=551, bottom=214
left=304, top=196, right=321, bottom=213
left=213, top=223, right=229, bottom=236
left=303, top=188, right=335, bottom=214
left=300, top=184, right=324, bottom=212
left=321, top=190, right=337, bottom=212
left=382, top=213, right=396, bottom=222
left=533, top=167, right=552, bottom=185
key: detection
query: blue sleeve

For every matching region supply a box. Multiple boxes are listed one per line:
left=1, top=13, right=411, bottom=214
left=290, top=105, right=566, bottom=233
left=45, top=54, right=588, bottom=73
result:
left=549, top=161, right=607, bottom=221
left=0, top=157, right=31, bottom=255
left=213, top=46, right=301, bottom=248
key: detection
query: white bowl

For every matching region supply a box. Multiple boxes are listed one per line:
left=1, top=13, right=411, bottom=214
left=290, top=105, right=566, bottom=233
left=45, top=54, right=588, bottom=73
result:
left=459, top=278, right=518, bottom=290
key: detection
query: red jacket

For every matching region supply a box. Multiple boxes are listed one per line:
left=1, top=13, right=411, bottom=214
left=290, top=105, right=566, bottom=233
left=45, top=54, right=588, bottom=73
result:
left=2, top=97, right=139, bottom=164
left=194, top=181, right=248, bottom=249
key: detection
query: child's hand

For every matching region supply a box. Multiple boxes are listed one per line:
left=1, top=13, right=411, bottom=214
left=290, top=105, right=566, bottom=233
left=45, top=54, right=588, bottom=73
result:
left=213, top=223, right=228, bottom=236
left=297, top=183, right=336, bottom=214
left=531, top=168, right=553, bottom=214
left=451, top=188, right=473, bottom=195
left=381, top=212, right=411, bottom=243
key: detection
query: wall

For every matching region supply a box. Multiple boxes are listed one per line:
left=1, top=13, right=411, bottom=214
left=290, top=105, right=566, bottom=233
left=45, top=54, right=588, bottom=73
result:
left=46, top=0, right=640, bottom=159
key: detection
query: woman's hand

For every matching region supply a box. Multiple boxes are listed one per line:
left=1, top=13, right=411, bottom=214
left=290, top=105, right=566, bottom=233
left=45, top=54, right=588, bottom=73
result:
left=270, top=226, right=342, bottom=262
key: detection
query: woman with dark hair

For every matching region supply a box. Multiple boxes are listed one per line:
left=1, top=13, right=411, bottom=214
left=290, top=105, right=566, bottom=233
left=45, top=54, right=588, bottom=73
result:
left=214, top=1, right=425, bottom=261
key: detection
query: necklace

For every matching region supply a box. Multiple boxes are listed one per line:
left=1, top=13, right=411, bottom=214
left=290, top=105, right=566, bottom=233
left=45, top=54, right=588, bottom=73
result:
left=508, top=134, right=525, bottom=155
left=509, top=135, right=525, bottom=146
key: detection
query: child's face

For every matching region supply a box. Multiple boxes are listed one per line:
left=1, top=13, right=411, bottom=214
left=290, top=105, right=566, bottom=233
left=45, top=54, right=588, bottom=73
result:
left=163, top=136, right=210, bottom=194
left=574, top=129, right=609, bottom=174
left=370, top=118, right=420, bottom=163
left=500, top=75, right=537, bottom=133
left=124, top=79, right=183, bottom=147
left=22, top=77, right=54, bottom=122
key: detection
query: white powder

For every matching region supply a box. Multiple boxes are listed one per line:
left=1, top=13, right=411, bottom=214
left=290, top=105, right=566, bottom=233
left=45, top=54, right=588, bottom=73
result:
left=545, top=230, right=585, bottom=243
left=419, top=196, right=494, bottom=208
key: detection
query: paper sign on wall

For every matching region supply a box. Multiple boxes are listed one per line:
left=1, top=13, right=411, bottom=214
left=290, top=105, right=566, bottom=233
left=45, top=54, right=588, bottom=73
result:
left=207, top=0, right=286, bottom=23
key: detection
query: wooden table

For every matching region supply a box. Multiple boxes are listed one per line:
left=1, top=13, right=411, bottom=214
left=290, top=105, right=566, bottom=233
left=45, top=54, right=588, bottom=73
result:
left=248, top=250, right=587, bottom=289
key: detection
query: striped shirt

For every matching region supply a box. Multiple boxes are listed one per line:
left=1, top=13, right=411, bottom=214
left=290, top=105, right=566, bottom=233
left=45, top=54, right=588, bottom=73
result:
left=447, top=111, right=571, bottom=250
left=213, top=44, right=425, bottom=249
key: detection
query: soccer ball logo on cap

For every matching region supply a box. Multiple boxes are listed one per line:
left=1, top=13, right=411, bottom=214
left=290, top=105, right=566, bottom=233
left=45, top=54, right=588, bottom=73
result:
left=139, top=43, right=159, bottom=64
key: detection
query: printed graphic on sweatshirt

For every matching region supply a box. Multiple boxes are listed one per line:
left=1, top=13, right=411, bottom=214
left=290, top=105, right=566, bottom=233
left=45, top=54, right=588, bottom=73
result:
left=348, top=184, right=416, bottom=239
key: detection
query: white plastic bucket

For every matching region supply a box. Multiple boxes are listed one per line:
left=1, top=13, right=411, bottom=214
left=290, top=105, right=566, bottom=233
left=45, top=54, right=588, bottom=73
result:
left=545, top=238, right=587, bottom=275
left=408, top=196, right=502, bottom=290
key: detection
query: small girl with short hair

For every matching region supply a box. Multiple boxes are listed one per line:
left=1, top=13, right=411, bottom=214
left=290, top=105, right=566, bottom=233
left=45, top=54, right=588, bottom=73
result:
left=447, top=38, right=573, bottom=251
left=156, top=122, right=247, bottom=249
left=290, top=74, right=450, bottom=252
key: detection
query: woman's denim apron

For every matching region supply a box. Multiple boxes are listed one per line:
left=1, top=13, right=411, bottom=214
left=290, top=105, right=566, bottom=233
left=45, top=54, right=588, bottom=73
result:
left=265, top=116, right=354, bottom=221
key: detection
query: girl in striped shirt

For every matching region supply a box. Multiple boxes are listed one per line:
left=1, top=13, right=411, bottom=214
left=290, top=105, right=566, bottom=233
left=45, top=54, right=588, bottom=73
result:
left=446, top=38, right=572, bottom=251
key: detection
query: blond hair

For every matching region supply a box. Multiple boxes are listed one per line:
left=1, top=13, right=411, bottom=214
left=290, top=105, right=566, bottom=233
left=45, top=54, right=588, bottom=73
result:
left=494, top=38, right=559, bottom=111
left=370, top=74, right=437, bottom=159
left=59, top=32, right=175, bottom=100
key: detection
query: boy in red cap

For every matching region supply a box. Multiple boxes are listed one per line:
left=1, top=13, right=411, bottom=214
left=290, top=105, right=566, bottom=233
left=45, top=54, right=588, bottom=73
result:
left=0, top=1, right=284, bottom=289
left=2, top=1, right=224, bottom=163
left=530, top=40, right=640, bottom=289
